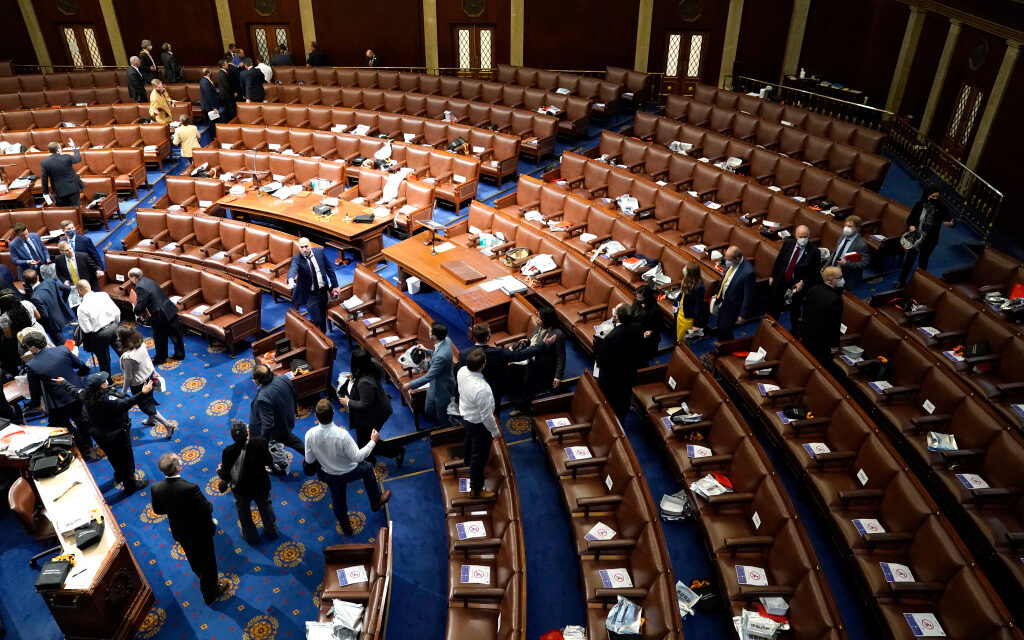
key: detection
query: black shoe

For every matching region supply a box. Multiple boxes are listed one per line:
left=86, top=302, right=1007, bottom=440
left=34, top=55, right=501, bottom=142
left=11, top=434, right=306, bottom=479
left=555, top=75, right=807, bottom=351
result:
left=371, top=489, right=392, bottom=512
left=152, top=357, right=167, bottom=366
left=340, top=524, right=354, bottom=536
left=204, top=579, right=232, bottom=604
left=396, top=446, right=406, bottom=469
left=125, top=478, right=151, bottom=493
left=171, top=353, right=185, bottom=361
left=265, top=528, right=280, bottom=542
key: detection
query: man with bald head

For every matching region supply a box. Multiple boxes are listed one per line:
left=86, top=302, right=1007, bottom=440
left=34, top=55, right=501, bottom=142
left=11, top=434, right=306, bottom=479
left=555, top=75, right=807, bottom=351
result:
left=41, top=141, right=84, bottom=206
left=801, top=266, right=845, bottom=366
left=714, top=245, right=756, bottom=341
left=287, top=237, right=339, bottom=331
left=767, top=224, right=819, bottom=336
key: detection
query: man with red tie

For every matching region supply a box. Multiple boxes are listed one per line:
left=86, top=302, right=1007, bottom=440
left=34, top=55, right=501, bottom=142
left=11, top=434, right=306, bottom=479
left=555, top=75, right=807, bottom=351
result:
left=767, top=225, right=819, bottom=337
left=287, top=237, right=340, bottom=331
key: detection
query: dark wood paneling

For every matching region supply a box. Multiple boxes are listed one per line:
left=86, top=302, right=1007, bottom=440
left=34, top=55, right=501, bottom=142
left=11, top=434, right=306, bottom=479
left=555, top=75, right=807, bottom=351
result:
left=734, top=0, right=794, bottom=82
left=0, top=0, right=38, bottom=68
left=113, top=0, right=222, bottom=67
left=33, top=0, right=115, bottom=68
left=896, top=10, right=948, bottom=125
left=227, top=0, right=301, bottom=65
left=929, top=24, right=1006, bottom=148
left=799, top=0, right=908, bottom=107
left=311, top=0, right=424, bottom=68
left=522, top=0, right=638, bottom=71
left=436, top=0, right=510, bottom=69
left=649, top=0, right=731, bottom=86
left=982, top=60, right=1024, bottom=245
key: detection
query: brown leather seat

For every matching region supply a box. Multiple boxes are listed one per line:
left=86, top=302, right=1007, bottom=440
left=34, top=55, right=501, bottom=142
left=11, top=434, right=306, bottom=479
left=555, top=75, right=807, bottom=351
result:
left=251, top=308, right=336, bottom=400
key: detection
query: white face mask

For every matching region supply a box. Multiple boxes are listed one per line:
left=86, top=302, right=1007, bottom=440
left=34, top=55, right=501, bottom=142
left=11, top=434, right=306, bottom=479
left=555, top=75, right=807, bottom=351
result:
left=835, top=277, right=846, bottom=288
left=723, top=259, right=735, bottom=270
left=842, top=227, right=854, bottom=236
left=796, top=237, right=808, bottom=247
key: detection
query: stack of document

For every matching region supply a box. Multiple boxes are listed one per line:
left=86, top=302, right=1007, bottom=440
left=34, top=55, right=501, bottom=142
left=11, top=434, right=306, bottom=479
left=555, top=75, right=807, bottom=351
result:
left=497, top=276, right=527, bottom=295
left=342, top=295, right=363, bottom=310
left=690, top=474, right=732, bottom=499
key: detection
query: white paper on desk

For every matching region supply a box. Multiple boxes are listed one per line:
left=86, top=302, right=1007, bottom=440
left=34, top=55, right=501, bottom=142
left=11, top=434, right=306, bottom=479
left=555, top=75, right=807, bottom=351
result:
left=735, top=565, right=768, bottom=586
left=479, top=279, right=504, bottom=293
left=585, top=522, right=617, bottom=541
left=433, top=241, right=456, bottom=253
left=880, top=562, right=916, bottom=583
left=190, top=304, right=209, bottom=316
left=342, top=295, right=363, bottom=310
left=335, top=565, right=368, bottom=586
left=56, top=511, right=91, bottom=535
left=579, top=232, right=598, bottom=243
left=599, top=568, right=633, bottom=589
left=169, top=295, right=182, bottom=304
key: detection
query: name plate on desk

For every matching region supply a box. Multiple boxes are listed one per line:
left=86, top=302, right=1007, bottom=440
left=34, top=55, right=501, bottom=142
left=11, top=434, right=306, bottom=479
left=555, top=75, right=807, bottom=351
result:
left=440, top=260, right=486, bottom=285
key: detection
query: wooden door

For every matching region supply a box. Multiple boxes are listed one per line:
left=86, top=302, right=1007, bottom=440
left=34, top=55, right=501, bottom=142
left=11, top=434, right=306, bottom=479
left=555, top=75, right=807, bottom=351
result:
left=59, top=24, right=104, bottom=68
left=249, top=24, right=290, bottom=65
left=661, top=31, right=709, bottom=97
left=942, top=81, right=985, bottom=160
left=452, top=25, right=495, bottom=76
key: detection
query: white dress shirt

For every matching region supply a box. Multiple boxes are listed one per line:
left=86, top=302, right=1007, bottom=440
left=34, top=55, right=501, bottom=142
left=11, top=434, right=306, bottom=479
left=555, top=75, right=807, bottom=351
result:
left=77, top=291, right=121, bottom=333
left=304, top=252, right=326, bottom=289
left=304, top=421, right=375, bottom=475
left=457, top=367, right=499, bottom=437
left=257, top=62, right=273, bottom=83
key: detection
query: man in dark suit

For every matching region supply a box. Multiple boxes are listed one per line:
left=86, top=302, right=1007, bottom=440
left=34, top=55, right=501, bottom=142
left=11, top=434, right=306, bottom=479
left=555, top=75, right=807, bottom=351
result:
left=225, top=55, right=243, bottom=103
left=9, top=222, right=52, bottom=280
left=243, top=59, right=265, bottom=103
left=139, top=40, right=158, bottom=84
left=129, top=266, right=185, bottom=364
left=801, top=266, right=845, bottom=367
left=127, top=56, right=147, bottom=102
left=200, top=67, right=221, bottom=138
left=41, top=142, right=84, bottom=207
left=364, top=49, right=378, bottom=67
left=287, top=237, right=339, bottom=331
left=160, top=42, right=180, bottom=83
left=596, top=303, right=643, bottom=422
left=60, top=219, right=104, bottom=268
left=22, top=332, right=95, bottom=454
left=24, top=269, right=73, bottom=344
left=0, top=264, right=18, bottom=296
left=216, top=59, right=237, bottom=122
left=767, top=225, right=819, bottom=336
left=269, top=44, right=293, bottom=66
left=249, top=364, right=303, bottom=457
left=457, top=322, right=555, bottom=405
left=55, top=241, right=102, bottom=292
left=715, top=245, right=757, bottom=341
left=152, top=452, right=231, bottom=604
left=828, top=215, right=871, bottom=290
left=307, top=42, right=328, bottom=67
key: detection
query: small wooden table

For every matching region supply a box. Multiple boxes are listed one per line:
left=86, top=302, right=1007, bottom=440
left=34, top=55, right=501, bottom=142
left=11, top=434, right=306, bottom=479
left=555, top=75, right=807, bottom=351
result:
left=0, top=186, right=33, bottom=209
left=218, top=189, right=391, bottom=264
left=383, top=235, right=519, bottom=326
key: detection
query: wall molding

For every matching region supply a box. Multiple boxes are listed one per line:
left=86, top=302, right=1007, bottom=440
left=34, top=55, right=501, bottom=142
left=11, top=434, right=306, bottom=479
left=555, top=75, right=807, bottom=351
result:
left=895, top=0, right=1024, bottom=42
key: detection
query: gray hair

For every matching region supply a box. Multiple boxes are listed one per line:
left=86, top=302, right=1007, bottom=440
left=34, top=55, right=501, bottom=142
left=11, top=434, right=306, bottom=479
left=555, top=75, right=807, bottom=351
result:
left=130, top=55, right=140, bottom=65
left=128, top=267, right=144, bottom=280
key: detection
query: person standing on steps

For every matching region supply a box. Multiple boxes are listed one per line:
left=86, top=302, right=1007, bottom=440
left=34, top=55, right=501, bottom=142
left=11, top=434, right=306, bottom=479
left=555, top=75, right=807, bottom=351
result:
left=303, top=400, right=392, bottom=536
left=118, top=325, right=175, bottom=437
left=339, top=349, right=405, bottom=467
left=287, top=237, right=340, bottom=332
left=55, top=372, right=153, bottom=494
left=41, top=142, right=84, bottom=207
left=897, top=187, right=955, bottom=288
left=217, top=421, right=279, bottom=545
left=457, top=348, right=502, bottom=499
left=406, top=322, right=457, bottom=427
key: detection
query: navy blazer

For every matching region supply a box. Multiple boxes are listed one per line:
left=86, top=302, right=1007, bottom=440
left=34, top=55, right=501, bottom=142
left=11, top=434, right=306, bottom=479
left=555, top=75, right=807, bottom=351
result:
left=456, top=341, right=548, bottom=401
left=127, top=65, right=146, bottom=102
left=29, top=279, right=74, bottom=338
left=0, top=264, right=17, bottom=295
left=9, top=233, right=51, bottom=278
left=64, top=231, right=104, bottom=267
left=409, top=337, right=457, bottom=409
left=41, top=149, right=84, bottom=198
left=719, top=258, right=756, bottom=323
left=151, top=477, right=216, bottom=544
left=216, top=69, right=235, bottom=106
left=55, top=251, right=101, bottom=290
left=249, top=376, right=296, bottom=441
left=133, top=276, right=178, bottom=323
left=287, top=248, right=337, bottom=306
left=200, top=76, right=220, bottom=112
left=26, top=345, right=90, bottom=410
left=245, top=68, right=265, bottom=102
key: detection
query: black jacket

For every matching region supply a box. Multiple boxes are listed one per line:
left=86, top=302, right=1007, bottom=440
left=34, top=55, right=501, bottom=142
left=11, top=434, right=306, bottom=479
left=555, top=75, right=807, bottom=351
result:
left=456, top=341, right=549, bottom=402
left=55, top=251, right=100, bottom=290
left=347, top=373, right=392, bottom=433
left=62, top=383, right=141, bottom=435
left=596, top=321, right=643, bottom=388
left=226, top=63, right=243, bottom=101
left=269, top=53, right=293, bottom=66
left=139, top=50, right=157, bottom=83
left=216, top=69, right=236, bottom=106
left=161, top=51, right=180, bottom=83
left=770, top=237, right=820, bottom=287
left=907, top=199, right=952, bottom=244
left=200, top=76, right=220, bottom=112
left=249, top=376, right=296, bottom=441
left=40, top=149, right=84, bottom=198
left=133, top=276, right=178, bottom=323
left=151, top=477, right=215, bottom=545
left=217, top=437, right=273, bottom=497
left=26, top=345, right=91, bottom=410
left=127, top=66, right=146, bottom=102
left=801, top=283, right=844, bottom=361
left=307, top=49, right=328, bottom=67
left=244, top=67, right=265, bottom=102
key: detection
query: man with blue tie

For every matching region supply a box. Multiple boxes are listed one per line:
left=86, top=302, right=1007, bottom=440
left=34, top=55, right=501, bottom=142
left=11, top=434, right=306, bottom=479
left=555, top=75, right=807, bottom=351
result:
left=60, top=219, right=104, bottom=268
left=829, top=215, right=871, bottom=290
left=9, top=222, right=51, bottom=280
left=287, top=237, right=339, bottom=331
left=714, top=245, right=757, bottom=341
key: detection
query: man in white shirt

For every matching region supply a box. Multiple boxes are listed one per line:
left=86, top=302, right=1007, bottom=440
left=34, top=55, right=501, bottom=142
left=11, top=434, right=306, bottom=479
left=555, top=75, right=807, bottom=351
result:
left=457, top=349, right=501, bottom=498
left=303, top=399, right=392, bottom=535
left=256, top=58, right=273, bottom=83
left=75, top=280, right=123, bottom=381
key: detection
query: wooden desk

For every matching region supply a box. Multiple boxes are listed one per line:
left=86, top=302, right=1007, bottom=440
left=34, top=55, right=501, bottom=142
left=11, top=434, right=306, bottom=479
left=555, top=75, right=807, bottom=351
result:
left=219, top=189, right=390, bottom=264
left=0, top=187, right=33, bottom=210
left=1, top=426, right=153, bottom=639
left=383, top=235, right=518, bottom=326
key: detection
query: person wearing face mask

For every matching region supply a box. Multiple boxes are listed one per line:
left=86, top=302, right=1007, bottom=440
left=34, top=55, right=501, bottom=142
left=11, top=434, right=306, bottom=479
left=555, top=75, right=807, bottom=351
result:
left=714, top=245, right=756, bottom=341
left=596, top=303, right=643, bottom=421
left=801, top=266, right=845, bottom=367
left=287, top=237, right=340, bottom=331
left=148, top=79, right=174, bottom=124
left=828, top=215, right=871, bottom=290
left=896, top=187, right=954, bottom=288
left=767, top=225, right=819, bottom=336
left=60, top=219, right=104, bottom=268
left=139, top=40, right=157, bottom=84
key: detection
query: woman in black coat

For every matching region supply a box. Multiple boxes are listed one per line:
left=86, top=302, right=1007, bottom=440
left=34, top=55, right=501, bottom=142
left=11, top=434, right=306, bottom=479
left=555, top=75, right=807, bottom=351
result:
left=511, top=306, right=567, bottom=415
left=631, top=284, right=662, bottom=366
left=217, top=421, right=279, bottom=544
left=897, top=187, right=954, bottom=287
left=339, top=349, right=405, bottom=465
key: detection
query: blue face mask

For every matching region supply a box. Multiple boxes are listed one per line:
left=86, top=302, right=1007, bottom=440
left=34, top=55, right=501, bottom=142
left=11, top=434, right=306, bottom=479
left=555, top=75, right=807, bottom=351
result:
left=65, top=230, right=75, bottom=239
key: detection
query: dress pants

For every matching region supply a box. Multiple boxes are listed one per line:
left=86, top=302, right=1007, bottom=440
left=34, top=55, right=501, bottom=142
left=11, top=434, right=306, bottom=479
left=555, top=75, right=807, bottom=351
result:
left=463, top=419, right=492, bottom=494
left=94, top=427, right=136, bottom=487
left=271, top=429, right=305, bottom=455
left=232, top=490, right=278, bottom=543
left=85, top=322, right=122, bottom=377
left=56, top=192, right=80, bottom=207
left=768, top=283, right=805, bottom=337
left=48, top=400, right=94, bottom=452
left=301, top=288, right=329, bottom=331
left=898, top=240, right=937, bottom=286
left=322, top=461, right=382, bottom=532
left=180, top=535, right=220, bottom=602
left=598, top=377, right=632, bottom=423
left=152, top=315, right=185, bottom=361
